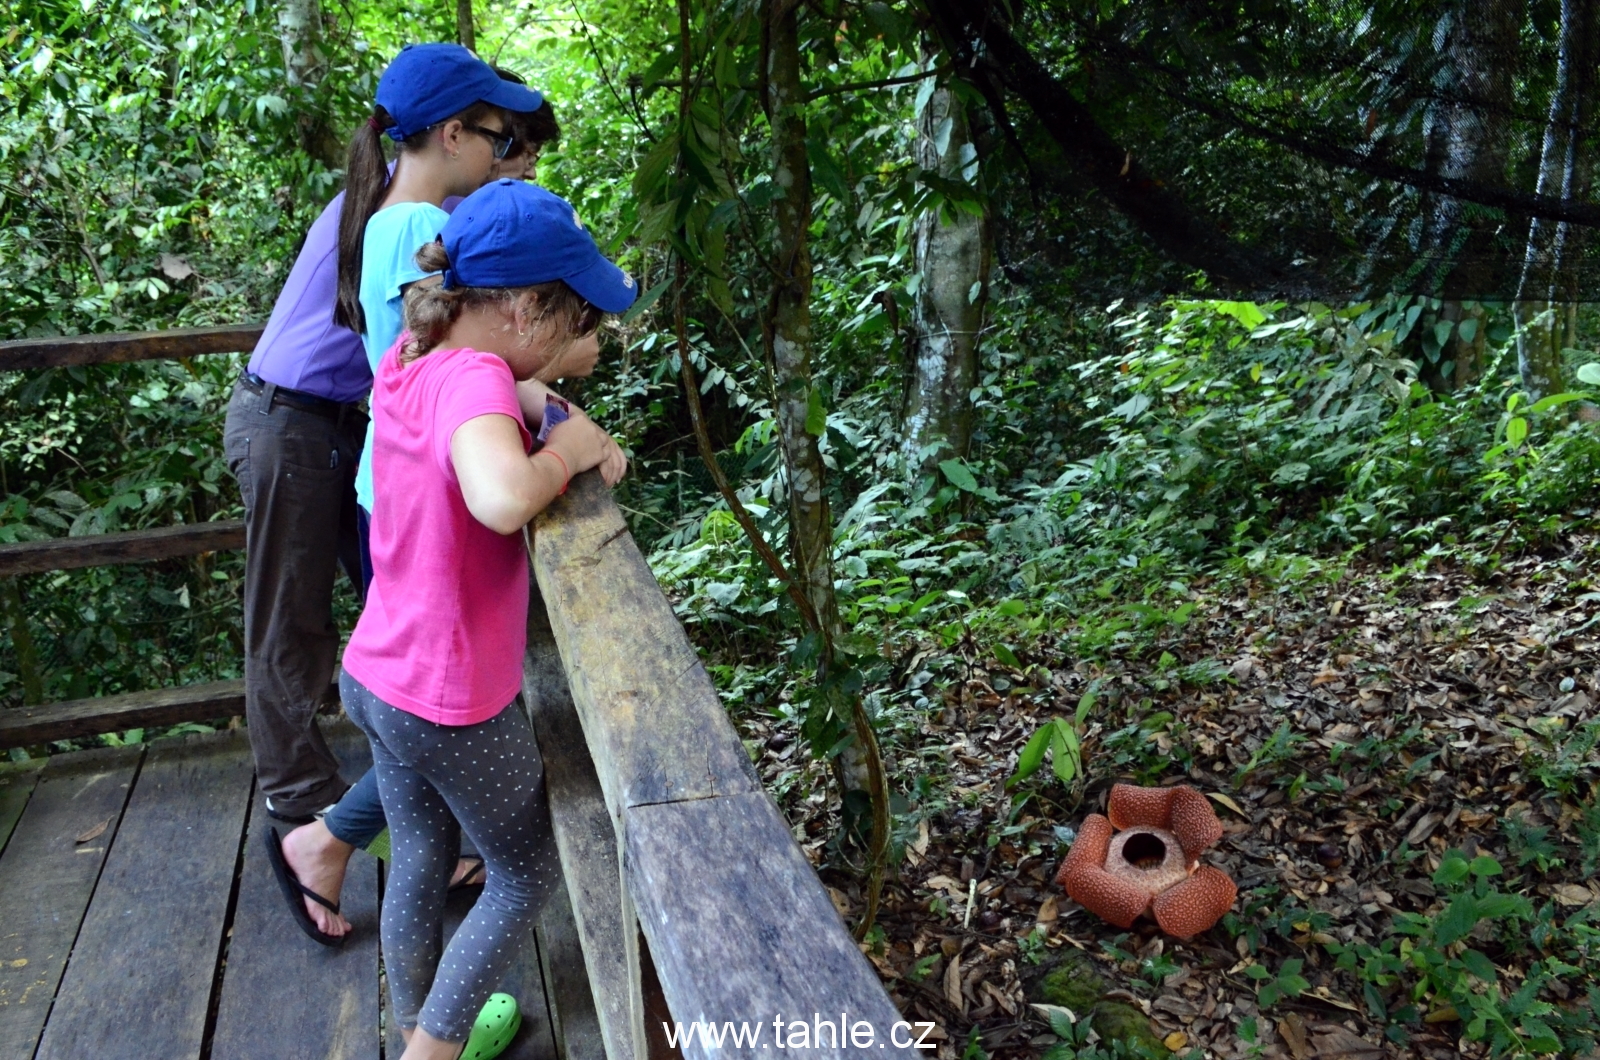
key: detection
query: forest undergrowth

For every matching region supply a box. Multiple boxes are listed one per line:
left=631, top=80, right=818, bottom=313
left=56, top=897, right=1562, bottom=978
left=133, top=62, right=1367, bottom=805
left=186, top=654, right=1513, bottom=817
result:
left=721, top=539, right=1600, bottom=1060
left=642, top=300, right=1600, bottom=1060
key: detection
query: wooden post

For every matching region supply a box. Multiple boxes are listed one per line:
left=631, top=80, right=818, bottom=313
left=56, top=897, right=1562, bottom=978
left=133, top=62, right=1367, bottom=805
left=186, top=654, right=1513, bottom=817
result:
left=523, top=580, right=658, bottom=1059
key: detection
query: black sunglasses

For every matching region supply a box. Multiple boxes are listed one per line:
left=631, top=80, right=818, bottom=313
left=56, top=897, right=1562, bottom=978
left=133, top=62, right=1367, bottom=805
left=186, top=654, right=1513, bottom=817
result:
left=460, top=123, right=514, bottom=160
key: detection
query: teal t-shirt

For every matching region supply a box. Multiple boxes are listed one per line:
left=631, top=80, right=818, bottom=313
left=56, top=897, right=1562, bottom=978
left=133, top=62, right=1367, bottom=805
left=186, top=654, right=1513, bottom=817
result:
left=355, top=201, right=450, bottom=513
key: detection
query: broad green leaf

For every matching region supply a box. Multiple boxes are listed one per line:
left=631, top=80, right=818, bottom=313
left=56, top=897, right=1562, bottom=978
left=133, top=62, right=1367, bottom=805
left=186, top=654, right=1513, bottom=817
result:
left=1577, top=362, right=1600, bottom=385
left=1011, top=725, right=1051, bottom=785
left=1214, top=301, right=1267, bottom=328
left=631, top=132, right=680, bottom=199
left=1459, top=948, right=1496, bottom=981
left=993, top=643, right=1020, bottom=669
left=939, top=459, right=979, bottom=492
left=1433, top=892, right=1479, bottom=947
left=619, top=276, right=673, bottom=325
left=1271, top=462, right=1310, bottom=484
left=805, top=388, right=827, bottom=436
left=1505, top=415, right=1528, bottom=448
left=1050, top=727, right=1077, bottom=785
left=1433, top=854, right=1470, bottom=886
left=1528, top=392, right=1584, bottom=413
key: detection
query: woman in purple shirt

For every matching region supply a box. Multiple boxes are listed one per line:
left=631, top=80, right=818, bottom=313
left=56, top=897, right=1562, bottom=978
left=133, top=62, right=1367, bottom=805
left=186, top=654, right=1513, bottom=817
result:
left=224, top=66, right=559, bottom=944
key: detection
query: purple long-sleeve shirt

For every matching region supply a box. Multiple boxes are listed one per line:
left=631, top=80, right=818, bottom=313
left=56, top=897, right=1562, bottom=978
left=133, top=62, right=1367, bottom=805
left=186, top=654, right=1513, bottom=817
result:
left=246, top=192, right=372, bottom=403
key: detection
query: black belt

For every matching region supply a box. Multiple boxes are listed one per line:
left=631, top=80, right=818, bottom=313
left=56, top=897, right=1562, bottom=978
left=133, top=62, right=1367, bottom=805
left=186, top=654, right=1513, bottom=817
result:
left=241, top=373, right=364, bottom=423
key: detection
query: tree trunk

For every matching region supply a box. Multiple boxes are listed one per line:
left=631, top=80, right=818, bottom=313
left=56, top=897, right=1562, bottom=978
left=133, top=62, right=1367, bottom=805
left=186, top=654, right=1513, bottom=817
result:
left=457, top=0, right=476, bottom=53
left=1415, top=0, right=1515, bottom=389
left=764, top=0, right=838, bottom=639
left=275, top=0, right=343, bottom=169
left=277, top=0, right=322, bottom=87
left=903, top=84, right=992, bottom=472
left=764, top=1, right=892, bottom=935
left=1516, top=0, right=1600, bottom=401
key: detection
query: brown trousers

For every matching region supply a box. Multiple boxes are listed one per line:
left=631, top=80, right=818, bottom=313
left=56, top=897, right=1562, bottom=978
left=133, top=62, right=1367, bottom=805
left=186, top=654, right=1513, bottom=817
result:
left=223, top=377, right=367, bottom=818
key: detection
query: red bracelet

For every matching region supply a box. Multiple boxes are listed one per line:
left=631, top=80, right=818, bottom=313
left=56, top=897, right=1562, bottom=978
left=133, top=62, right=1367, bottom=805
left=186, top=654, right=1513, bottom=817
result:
left=536, top=448, right=569, bottom=494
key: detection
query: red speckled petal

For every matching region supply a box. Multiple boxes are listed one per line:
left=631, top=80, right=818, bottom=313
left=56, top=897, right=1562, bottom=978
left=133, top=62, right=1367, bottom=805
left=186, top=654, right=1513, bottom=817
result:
left=1107, top=784, right=1176, bottom=830
left=1151, top=865, right=1237, bottom=938
left=1169, top=786, right=1225, bottom=862
left=1054, top=814, right=1112, bottom=890
left=1062, top=864, right=1152, bottom=929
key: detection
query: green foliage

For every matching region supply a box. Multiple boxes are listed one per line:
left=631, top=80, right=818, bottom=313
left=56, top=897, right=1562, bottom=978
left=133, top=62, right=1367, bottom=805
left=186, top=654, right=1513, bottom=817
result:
left=1320, top=851, right=1598, bottom=1058
left=1008, top=688, right=1095, bottom=795
left=1244, top=957, right=1309, bottom=1008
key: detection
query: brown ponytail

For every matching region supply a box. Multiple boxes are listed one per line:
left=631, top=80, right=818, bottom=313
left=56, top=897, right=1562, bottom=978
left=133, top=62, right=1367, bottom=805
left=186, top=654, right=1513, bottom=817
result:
left=336, top=101, right=506, bottom=334
left=402, top=240, right=603, bottom=364
left=335, top=106, right=397, bottom=333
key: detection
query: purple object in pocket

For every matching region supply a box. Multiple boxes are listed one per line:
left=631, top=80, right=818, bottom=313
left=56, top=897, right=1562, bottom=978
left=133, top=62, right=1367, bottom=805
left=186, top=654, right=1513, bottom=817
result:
left=536, top=395, right=571, bottom=444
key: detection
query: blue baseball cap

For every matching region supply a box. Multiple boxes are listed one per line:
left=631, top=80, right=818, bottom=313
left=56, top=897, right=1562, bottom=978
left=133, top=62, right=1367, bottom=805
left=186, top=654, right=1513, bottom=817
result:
left=440, top=180, right=638, bottom=314
left=377, top=43, right=543, bottom=141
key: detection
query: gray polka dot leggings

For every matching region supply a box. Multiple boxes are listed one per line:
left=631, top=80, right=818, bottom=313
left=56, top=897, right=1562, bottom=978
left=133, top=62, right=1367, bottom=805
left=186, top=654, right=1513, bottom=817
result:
left=340, top=671, right=559, bottom=1043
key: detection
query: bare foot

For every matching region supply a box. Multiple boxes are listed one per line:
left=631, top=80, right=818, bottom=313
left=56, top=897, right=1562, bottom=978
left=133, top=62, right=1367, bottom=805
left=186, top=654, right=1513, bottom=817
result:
left=280, top=819, right=354, bottom=938
left=399, top=1025, right=463, bottom=1060
left=449, top=856, right=485, bottom=888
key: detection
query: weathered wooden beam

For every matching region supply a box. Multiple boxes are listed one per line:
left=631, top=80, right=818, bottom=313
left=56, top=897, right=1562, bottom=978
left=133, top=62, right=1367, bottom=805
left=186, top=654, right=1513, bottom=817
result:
left=530, top=473, right=915, bottom=1058
left=0, top=680, right=246, bottom=747
left=0, top=520, right=245, bottom=577
left=0, top=676, right=337, bottom=748
left=627, top=793, right=918, bottom=1058
left=524, top=585, right=649, bottom=1060
left=530, top=474, right=759, bottom=812
left=0, top=324, right=264, bottom=372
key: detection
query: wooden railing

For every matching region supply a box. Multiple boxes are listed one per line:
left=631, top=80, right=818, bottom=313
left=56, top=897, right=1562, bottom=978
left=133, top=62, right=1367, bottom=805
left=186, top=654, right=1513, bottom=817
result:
left=0, top=326, right=264, bottom=748
left=525, top=478, right=916, bottom=1058
left=0, top=325, right=914, bottom=1058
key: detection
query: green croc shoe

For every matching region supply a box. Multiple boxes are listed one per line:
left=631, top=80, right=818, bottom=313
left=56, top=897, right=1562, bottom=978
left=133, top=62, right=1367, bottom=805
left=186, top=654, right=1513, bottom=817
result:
left=462, top=993, right=521, bottom=1060
left=363, top=828, right=391, bottom=862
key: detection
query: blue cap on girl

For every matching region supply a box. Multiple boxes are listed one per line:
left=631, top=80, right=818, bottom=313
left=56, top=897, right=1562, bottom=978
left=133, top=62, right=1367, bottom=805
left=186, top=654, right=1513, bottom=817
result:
left=377, top=44, right=543, bottom=141
left=439, top=180, right=639, bottom=314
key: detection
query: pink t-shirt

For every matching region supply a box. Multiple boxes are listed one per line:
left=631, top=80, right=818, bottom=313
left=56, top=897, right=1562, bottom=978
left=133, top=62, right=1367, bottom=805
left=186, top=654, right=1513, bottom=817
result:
left=342, top=341, right=532, bottom=725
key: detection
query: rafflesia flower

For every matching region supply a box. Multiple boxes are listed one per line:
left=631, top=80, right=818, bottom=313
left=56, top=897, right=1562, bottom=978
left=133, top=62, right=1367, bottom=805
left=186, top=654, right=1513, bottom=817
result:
left=1054, top=783, right=1237, bottom=938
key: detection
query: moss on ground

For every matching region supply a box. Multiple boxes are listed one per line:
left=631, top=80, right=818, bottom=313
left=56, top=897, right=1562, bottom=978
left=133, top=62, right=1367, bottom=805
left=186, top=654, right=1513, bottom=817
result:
left=1030, top=950, right=1170, bottom=1058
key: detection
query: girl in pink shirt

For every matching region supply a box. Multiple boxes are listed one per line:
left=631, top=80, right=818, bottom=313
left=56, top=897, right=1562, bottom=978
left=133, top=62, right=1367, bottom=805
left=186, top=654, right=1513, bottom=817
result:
left=339, top=179, right=635, bottom=1060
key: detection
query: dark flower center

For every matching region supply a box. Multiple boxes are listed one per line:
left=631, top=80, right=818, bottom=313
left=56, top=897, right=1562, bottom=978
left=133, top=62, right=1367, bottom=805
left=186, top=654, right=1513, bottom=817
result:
left=1121, top=831, right=1168, bottom=870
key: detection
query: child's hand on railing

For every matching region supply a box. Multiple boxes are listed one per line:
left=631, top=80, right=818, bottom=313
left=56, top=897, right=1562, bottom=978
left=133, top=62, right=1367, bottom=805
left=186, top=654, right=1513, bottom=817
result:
left=544, top=415, right=626, bottom=487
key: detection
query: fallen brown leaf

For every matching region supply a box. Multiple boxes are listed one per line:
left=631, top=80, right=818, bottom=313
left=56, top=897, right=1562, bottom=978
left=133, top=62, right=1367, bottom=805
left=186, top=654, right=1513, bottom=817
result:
left=75, top=817, right=110, bottom=844
left=1278, top=1012, right=1312, bottom=1060
left=944, top=953, right=964, bottom=1015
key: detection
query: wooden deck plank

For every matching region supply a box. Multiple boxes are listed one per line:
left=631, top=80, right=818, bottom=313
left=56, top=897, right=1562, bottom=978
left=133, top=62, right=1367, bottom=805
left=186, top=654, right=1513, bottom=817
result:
left=0, top=745, right=143, bottom=1057
left=210, top=721, right=381, bottom=1060
left=0, top=519, right=245, bottom=578
left=33, top=730, right=254, bottom=1060
left=626, top=792, right=919, bottom=1060
left=535, top=883, right=606, bottom=1060
left=0, top=759, right=45, bottom=856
